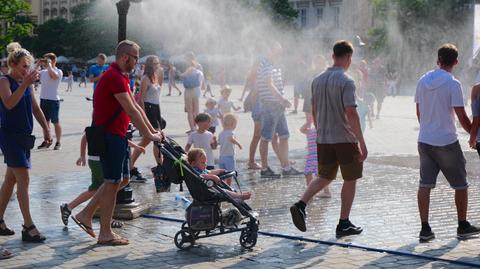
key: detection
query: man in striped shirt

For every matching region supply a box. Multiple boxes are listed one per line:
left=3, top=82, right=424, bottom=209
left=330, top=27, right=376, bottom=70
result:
left=257, top=42, right=302, bottom=178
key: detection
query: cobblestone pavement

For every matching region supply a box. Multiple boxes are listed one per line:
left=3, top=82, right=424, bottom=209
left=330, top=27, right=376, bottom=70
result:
left=1, top=83, right=480, bottom=268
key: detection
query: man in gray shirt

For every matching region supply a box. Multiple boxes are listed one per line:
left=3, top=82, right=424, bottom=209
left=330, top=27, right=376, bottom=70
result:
left=290, top=40, right=367, bottom=238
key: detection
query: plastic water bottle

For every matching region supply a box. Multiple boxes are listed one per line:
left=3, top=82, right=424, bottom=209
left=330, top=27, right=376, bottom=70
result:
left=175, top=194, right=192, bottom=208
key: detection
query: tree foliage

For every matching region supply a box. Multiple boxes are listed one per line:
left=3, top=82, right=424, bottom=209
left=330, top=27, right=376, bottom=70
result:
left=259, top=0, right=298, bottom=28
left=368, top=0, right=473, bottom=80
left=0, top=0, right=34, bottom=53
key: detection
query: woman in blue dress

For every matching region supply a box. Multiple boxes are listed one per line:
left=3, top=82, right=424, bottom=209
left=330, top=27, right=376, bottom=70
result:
left=0, top=43, right=51, bottom=243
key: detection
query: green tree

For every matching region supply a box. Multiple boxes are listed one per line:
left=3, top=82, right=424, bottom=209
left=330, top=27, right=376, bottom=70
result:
left=368, top=0, right=473, bottom=81
left=260, top=0, right=298, bottom=28
left=32, top=18, right=68, bottom=56
left=0, top=0, right=33, bottom=52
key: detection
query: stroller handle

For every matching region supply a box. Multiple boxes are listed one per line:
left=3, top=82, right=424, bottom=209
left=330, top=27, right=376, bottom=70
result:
left=218, top=170, right=237, bottom=181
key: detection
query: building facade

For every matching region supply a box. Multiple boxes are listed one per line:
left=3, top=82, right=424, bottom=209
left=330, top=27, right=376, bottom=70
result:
left=288, top=0, right=373, bottom=43
left=28, top=0, right=90, bottom=24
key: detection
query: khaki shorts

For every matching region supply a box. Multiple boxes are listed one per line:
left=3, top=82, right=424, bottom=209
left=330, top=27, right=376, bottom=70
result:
left=317, top=143, right=363, bottom=181
left=184, top=89, right=199, bottom=114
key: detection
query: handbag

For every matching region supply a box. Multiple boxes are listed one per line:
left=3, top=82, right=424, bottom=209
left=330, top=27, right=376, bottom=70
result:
left=85, top=107, right=123, bottom=157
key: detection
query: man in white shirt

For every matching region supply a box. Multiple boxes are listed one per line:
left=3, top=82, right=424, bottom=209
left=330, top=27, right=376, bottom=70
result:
left=38, top=53, right=63, bottom=150
left=415, top=44, right=479, bottom=242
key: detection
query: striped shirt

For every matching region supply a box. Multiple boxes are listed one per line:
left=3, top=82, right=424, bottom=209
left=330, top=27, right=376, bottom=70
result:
left=256, top=57, right=284, bottom=105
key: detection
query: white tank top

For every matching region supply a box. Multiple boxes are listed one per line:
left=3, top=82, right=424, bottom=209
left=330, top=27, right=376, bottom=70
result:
left=143, top=83, right=161, bottom=105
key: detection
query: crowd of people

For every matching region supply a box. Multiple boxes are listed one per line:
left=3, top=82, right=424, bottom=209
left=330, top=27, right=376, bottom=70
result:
left=0, top=38, right=479, bottom=259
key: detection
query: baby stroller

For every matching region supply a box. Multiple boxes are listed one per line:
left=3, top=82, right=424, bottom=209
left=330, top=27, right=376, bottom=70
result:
left=158, top=137, right=259, bottom=250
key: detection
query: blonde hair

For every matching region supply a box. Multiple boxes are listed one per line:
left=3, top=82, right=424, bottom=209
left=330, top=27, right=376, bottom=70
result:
left=43, top=52, right=57, bottom=62
left=6, top=42, right=33, bottom=70
left=222, top=113, right=237, bottom=129
left=206, top=98, right=217, bottom=106
left=187, top=148, right=206, bottom=164
left=221, top=85, right=232, bottom=95
left=144, top=55, right=160, bottom=83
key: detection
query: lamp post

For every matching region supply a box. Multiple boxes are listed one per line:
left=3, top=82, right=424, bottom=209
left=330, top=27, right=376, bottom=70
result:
left=116, top=0, right=142, bottom=43
left=114, top=0, right=141, bottom=206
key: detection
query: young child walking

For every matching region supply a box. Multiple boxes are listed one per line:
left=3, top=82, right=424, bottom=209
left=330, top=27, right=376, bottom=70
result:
left=300, top=114, right=331, bottom=198
left=66, top=71, right=74, bottom=92
left=218, top=86, right=240, bottom=114
left=188, top=148, right=251, bottom=201
left=218, top=113, right=242, bottom=171
left=60, top=133, right=145, bottom=230
left=185, top=113, right=217, bottom=169
left=204, top=98, right=222, bottom=134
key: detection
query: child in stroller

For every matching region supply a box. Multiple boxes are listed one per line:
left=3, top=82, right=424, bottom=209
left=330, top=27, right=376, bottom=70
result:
left=187, top=148, right=251, bottom=201
left=158, top=137, right=259, bottom=250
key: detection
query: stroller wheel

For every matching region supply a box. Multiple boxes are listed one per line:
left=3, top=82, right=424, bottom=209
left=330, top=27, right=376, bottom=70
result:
left=239, top=228, right=257, bottom=249
left=182, top=222, right=201, bottom=237
left=174, top=229, right=195, bottom=250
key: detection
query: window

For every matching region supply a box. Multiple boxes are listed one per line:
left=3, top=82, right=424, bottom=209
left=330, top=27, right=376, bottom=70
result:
left=300, top=8, right=307, bottom=28
left=332, top=6, right=340, bottom=28
left=60, top=7, right=68, bottom=18
left=316, top=7, right=323, bottom=25
left=51, top=8, right=58, bottom=17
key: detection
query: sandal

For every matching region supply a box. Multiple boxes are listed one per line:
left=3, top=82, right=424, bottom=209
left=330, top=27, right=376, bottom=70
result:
left=97, top=238, right=129, bottom=246
left=71, top=216, right=96, bottom=238
left=247, top=162, right=262, bottom=170
left=111, top=220, right=123, bottom=229
left=0, top=247, right=13, bottom=260
left=0, top=219, right=14, bottom=236
left=60, top=203, right=71, bottom=226
left=21, top=224, right=46, bottom=243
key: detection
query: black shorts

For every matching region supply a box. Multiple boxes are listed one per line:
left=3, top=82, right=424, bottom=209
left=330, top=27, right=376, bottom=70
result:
left=144, top=102, right=164, bottom=130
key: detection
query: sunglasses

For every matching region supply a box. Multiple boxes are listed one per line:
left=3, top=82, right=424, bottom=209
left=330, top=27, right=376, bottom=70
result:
left=126, top=53, right=139, bottom=62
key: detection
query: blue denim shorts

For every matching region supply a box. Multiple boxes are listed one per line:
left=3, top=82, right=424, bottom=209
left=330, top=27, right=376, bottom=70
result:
left=260, top=104, right=289, bottom=141
left=219, top=155, right=236, bottom=171
left=100, top=133, right=130, bottom=183
left=40, top=99, right=60, bottom=124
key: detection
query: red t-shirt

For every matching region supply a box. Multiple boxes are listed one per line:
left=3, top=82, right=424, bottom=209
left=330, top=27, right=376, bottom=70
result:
left=93, top=62, right=131, bottom=137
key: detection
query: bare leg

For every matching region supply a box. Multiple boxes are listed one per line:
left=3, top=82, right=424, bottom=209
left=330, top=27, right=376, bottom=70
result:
left=248, top=121, right=261, bottom=166
left=417, top=187, right=431, bottom=223
left=97, top=182, right=121, bottom=241
left=0, top=168, right=16, bottom=225
left=293, top=96, right=299, bottom=112
left=259, top=139, right=269, bottom=169
left=68, top=190, right=96, bottom=210
left=278, top=138, right=290, bottom=168
left=271, top=134, right=280, bottom=160
left=11, top=168, right=40, bottom=236
left=187, top=112, right=195, bottom=131
left=130, top=136, right=150, bottom=167
left=305, top=174, right=313, bottom=186
left=54, top=123, right=62, bottom=144
left=455, top=189, right=468, bottom=221
left=340, top=180, right=357, bottom=219
left=301, top=177, right=332, bottom=204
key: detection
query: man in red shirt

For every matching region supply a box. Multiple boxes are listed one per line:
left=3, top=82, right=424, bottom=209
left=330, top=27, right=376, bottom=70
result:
left=73, top=40, right=162, bottom=245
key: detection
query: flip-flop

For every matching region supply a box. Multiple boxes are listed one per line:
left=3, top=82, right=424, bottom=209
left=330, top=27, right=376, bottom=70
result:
left=71, top=216, right=96, bottom=238
left=97, top=238, right=129, bottom=246
left=0, top=248, right=13, bottom=260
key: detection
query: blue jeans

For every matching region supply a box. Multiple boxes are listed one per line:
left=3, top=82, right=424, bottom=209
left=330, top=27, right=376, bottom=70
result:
left=260, top=104, right=289, bottom=141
